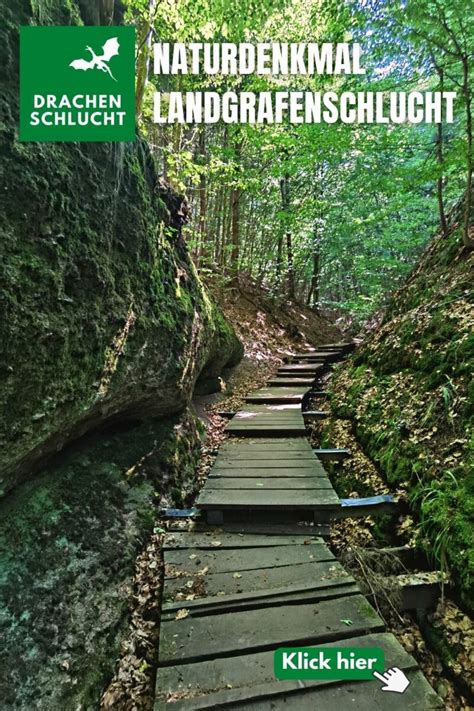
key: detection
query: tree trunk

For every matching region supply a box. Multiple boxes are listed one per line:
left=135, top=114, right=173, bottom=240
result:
left=279, top=173, right=295, bottom=300
left=135, top=0, right=156, bottom=118
left=432, top=60, right=448, bottom=236
left=307, top=226, right=321, bottom=308
left=462, top=54, right=474, bottom=249
left=286, top=231, right=295, bottom=300
left=197, top=128, right=207, bottom=267
left=229, top=139, right=243, bottom=286
left=230, top=186, right=241, bottom=283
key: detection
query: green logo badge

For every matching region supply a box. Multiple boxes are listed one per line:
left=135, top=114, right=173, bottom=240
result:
left=20, top=26, right=135, bottom=142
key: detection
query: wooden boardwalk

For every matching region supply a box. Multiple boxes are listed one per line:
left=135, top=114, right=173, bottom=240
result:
left=155, top=343, right=442, bottom=709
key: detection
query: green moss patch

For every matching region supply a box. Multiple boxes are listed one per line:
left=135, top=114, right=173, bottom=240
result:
left=328, top=226, right=474, bottom=609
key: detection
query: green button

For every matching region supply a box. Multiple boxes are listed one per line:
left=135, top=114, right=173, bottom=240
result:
left=274, top=646, right=385, bottom=680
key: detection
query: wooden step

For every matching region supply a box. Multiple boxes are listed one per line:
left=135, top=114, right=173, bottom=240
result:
left=218, top=437, right=314, bottom=459
left=205, top=477, right=334, bottom=490
left=197, top=488, right=340, bottom=511
left=165, top=521, right=331, bottom=538
left=162, top=579, right=359, bottom=617
left=212, top=457, right=318, bottom=466
left=278, top=364, right=322, bottom=372
left=163, top=531, right=327, bottom=550
left=209, top=467, right=323, bottom=478
left=317, top=342, right=355, bottom=350
left=225, top=404, right=308, bottom=435
left=267, top=378, right=315, bottom=386
left=290, top=351, right=340, bottom=360
left=164, top=542, right=335, bottom=576
left=277, top=370, right=320, bottom=377
left=255, top=672, right=442, bottom=710
left=226, top=424, right=308, bottom=436
left=245, top=387, right=308, bottom=404
left=159, top=593, right=383, bottom=665
left=163, top=558, right=352, bottom=603
left=155, top=632, right=430, bottom=710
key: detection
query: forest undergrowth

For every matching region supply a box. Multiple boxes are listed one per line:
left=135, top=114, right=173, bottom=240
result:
left=312, top=384, right=474, bottom=710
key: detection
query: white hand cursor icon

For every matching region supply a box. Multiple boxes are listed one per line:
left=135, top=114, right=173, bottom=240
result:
left=373, top=667, right=411, bottom=693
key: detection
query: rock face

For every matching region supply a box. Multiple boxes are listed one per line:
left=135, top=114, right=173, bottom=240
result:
left=328, top=219, right=473, bottom=609
left=0, top=410, right=205, bottom=709
left=0, top=3, right=242, bottom=495
left=0, top=3, right=242, bottom=707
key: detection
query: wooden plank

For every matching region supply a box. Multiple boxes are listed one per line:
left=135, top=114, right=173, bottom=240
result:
left=165, top=542, right=334, bottom=574
left=237, top=672, right=443, bottom=710
left=303, top=411, right=330, bottom=420
left=232, top=413, right=304, bottom=418
left=155, top=632, right=419, bottom=709
left=162, top=580, right=360, bottom=617
left=226, top=419, right=306, bottom=426
left=291, top=356, right=334, bottom=362
left=215, top=453, right=317, bottom=461
left=392, top=571, right=443, bottom=610
left=212, top=457, right=324, bottom=468
left=217, top=523, right=329, bottom=536
left=278, top=367, right=320, bottom=372
left=275, top=370, right=320, bottom=377
left=267, top=378, right=315, bottom=386
left=314, top=448, right=350, bottom=461
left=276, top=372, right=319, bottom=378
left=219, top=437, right=310, bottom=445
left=212, top=462, right=319, bottom=470
left=209, top=468, right=324, bottom=478
left=159, top=594, right=383, bottom=664
left=163, top=559, right=352, bottom=601
left=227, top=427, right=308, bottom=435
left=227, top=423, right=306, bottom=429
left=230, top=416, right=305, bottom=422
left=197, top=488, right=340, bottom=510
left=213, top=461, right=318, bottom=470
left=163, top=531, right=325, bottom=550
left=165, top=521, right=330, bottom=537
left=221, top=437, right=312, bottom=444
left=234, top=406, right=303, bottom=413
left=216, top=450, right=316, bottom=459
left=236, top=405, right=302, bottom=413
left=226, top=425, right=307, bottom=433
left=247, top=387, right=308, bottom=396
left=226, top=426, right=308, bottom=433
left=245, top=396, right=306, bottom=404
left=232, top=412, right=304, bottom=418
left=317, top=342, right=354, bottom=348
left=228, top=415, right=305, bottom=421
left=204, top=477, right=334, bottom=490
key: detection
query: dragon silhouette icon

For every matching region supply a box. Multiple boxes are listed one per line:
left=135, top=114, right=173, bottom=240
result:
left=69, top=37, right=120, bottom=80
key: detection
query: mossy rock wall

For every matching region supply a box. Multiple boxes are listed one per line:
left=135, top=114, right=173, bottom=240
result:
left=0, top=409, right=204, bottom=709
left=0, top=3, right=242, bottom=707
left=0, top=2, right=242, bottom=494
left=328, top=224, right=474, bottom=608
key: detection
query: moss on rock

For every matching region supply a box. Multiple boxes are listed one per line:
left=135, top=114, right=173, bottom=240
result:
left=0, top=410, right=203, bottom=709
left=0, top=3, right=242, bottom=493
left=0, top=2, right=242, bottom=707
left=328, top=225, right=474, bottom=609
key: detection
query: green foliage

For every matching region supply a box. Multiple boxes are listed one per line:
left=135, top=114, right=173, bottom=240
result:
left=120, top=0, right=474, bottom=317
left=329, top=220, right=474, bottom=607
